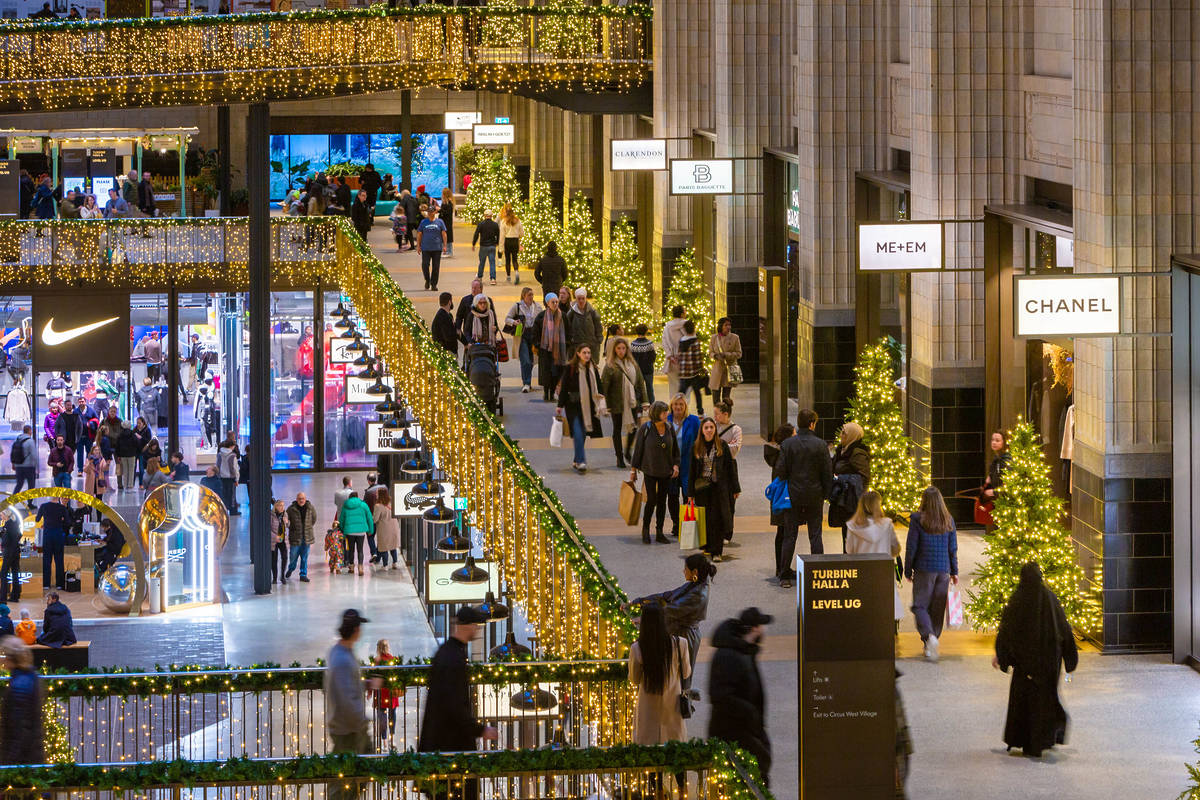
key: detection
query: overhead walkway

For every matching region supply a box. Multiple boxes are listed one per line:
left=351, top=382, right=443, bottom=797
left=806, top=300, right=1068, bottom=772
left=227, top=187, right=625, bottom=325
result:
left=0, top=5, right=650, bottom=112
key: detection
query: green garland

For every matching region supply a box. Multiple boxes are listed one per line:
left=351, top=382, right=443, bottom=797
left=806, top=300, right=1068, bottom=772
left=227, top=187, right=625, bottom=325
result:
left=0, top=740, right=770, bottom=797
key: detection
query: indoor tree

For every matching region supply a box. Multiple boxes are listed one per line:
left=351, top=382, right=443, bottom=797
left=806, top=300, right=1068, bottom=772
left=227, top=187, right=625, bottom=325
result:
left=558, top=192, right=602, bottom=288
left=966, top=418, right=1101, bottom=633
left=590, top=216, right=655, bottom=334
left=521, top=178, right=561, bottom=269
left=664, top=246, right=713, bottom=344
left=464, top=150, right=523, bottom=224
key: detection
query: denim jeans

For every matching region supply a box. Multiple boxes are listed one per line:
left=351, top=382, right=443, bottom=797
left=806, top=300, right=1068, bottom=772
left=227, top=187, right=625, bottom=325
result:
left=476, top=245, right=497, bottom=280
left=518, top=338, right=534, bottom=386
left=75, top=440, right=88, bottom=471
left=287, top=543, right=310, bottom=577
left=641, top=370, right=655, bottom=404
left=53, top=472, right=71, bottom=488
left=570, top=414, right=587, bottom=465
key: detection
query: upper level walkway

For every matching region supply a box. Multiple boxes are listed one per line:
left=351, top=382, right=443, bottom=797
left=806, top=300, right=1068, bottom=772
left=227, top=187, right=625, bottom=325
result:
left=0, top=5, right=650, bottom=112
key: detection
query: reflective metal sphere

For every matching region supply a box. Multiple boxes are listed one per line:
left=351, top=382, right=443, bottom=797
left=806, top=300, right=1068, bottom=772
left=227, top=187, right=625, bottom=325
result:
left=97, top=563, right=137, bottom=614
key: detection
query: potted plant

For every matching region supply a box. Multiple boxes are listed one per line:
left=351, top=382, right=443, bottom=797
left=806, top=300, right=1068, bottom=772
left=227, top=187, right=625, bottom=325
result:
left=326, top=161, right=366, bottom=191
left=229, top=188, right=250, bottom=216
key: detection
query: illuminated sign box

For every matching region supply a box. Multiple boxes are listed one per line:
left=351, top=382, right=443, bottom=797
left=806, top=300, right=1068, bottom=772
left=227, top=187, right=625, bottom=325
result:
left=330, top=335, right=372, bottom=365
left=611, top=138, right=667, bottom=171
left=344, top=375, right=394, bottom=404
left=445, top=111, right=482, bottom=130
left=391, top=481, right=459, bottom=517
left=365, top=422, right=422, bottom=454
left=1014, top=275, right=1120, bottom=337
left=472, top=124, right=515, bottom=145
left=669, top=159, right=734, bottom=195
left=857, top=222, right=944, bottom=271
left=425, top=559, right=497, bottom=604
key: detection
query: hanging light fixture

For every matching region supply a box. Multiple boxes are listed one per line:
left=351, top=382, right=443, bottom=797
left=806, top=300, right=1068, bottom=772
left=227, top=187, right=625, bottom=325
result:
left=489, top=630, right=532, bottom=659
left=479, top=590, right=509, bottom=622
left=510, top=685, right=558, bottom=712
left=345, top=333, right=368, bottom=352
left=374, top=391, right=400, bottom=414
left=413, top=471, right=445, bottom=500
left=331, top=301, right=351, bottom=319
left=352, top=347, right=374, bottom=366
left=337, top=321, right=359, bottom=338
left=365, top=376, right=391, bottom=396
left=389, top=427, right=421, bottom=455
left=400, top=456, right=431, bottom=482
left=451, top=555, right=489, bottom=584
left=356, top=359, right=383, bottom=380
left=434, top=524, right=472, bottom=555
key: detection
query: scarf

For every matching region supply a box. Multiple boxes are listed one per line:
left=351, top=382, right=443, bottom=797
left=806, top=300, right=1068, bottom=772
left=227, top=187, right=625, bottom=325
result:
left=700, top=439, right=717, bottom=480
left=615, top=357, right=639, bottom=434
left=577, top=363, right=600, bottom=433
left=540, top=309, right=567, bottom=365
left=470, top=306, right=494, bottom=344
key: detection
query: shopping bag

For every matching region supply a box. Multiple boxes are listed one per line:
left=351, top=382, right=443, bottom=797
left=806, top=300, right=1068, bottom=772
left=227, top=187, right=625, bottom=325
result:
left=549, top=417, right=563, bottom=448
left=946, top=583, right=964, bottom=628
left=973, top=497, right=994, bottom=526
left=727, top=363, right=743, bottom=386
left=679, top=502, right=700, bottom=550
left=694, top=504, right=707, bottom=547
left=496, top=338, right=510, bottom=362
left=619, top=480, right=643, bottom=526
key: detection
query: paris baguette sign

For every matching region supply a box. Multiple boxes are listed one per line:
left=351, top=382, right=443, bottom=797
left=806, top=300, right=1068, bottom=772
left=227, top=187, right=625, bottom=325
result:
left=1014, top=275, right=1121, bottom=337
left=856, top=222, right=944, bottom=272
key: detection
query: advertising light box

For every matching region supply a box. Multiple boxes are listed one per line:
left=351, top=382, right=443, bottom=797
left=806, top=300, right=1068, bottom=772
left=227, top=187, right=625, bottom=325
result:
left=365, top=422, right=422, bottom=454
left=425, top=560, right=497, bottom=604
left=330, top=335, right=372, bottom=365
left=344, top=375, right=395, bottom=404
left=472, top=124, right=515, bottom=145
left=1014, top=275, right=1120, bottom=337
left=611, top=138, right=667, bottom=171
left=444, top=111, right=482, bottom=130
left=857, top=222, right=944, bottom=272
left=669, top=159, right=734, bottom=195
left=392, top=481, right=459, bottom=517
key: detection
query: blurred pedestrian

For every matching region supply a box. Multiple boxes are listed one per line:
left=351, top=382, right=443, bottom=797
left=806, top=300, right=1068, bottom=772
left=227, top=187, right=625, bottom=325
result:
left=709, top=607, right=773, bottom=786
left=904, top=486, right=958, bottom=662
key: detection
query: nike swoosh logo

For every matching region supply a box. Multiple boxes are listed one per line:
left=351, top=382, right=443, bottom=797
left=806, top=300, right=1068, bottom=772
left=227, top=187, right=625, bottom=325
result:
left=42, top=316, right=120, bottom=346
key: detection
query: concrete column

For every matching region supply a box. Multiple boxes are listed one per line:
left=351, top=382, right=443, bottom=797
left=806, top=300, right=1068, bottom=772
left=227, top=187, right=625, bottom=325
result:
left=247, top=101, right=272, bottom=596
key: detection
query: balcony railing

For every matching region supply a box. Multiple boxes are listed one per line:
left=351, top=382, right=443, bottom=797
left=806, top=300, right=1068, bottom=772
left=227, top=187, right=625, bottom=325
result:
left=0, top=5, right=651, bottom=112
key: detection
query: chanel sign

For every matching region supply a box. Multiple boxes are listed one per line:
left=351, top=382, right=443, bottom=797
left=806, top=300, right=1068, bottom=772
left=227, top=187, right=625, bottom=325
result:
left=1014, top=275, right=1120, bottom=337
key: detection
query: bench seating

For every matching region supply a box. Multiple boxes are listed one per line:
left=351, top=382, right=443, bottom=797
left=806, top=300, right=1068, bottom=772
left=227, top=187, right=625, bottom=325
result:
left=30, top=640, right=90, bottom=670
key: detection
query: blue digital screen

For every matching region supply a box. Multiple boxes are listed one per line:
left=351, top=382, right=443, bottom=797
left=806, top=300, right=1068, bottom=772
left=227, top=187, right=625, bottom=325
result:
left=269, top=133, right=449, bottom=201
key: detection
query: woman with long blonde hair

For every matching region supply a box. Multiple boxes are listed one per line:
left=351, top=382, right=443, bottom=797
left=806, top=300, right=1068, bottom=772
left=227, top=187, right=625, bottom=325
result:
left=903, top=486, right=959, bottom=661
left=499, top=203, right=523, bottom=284
left=846, top=490, right=903, bottom=620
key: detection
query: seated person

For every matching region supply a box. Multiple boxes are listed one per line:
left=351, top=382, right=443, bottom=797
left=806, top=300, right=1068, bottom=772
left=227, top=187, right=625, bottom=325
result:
left=0, top=604, right=13, bottom=637
left=36, top=592, right=77, bottom=648
left=200, top=465, right=222, bottom=497
left=94, top=520, right=125, bottom=574
left=14, top=608, right=35, bottom=645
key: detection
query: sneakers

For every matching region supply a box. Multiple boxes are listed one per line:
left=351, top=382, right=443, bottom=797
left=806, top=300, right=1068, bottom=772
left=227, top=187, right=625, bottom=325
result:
left=490, top=279, right=497, bottom=285
left=924, top=634, right=940, bottom=662
left=299, top=576, right=310, bottom=583
left=506, top=274, right=512, bottom=283
left=572, top=462, right=588, bottom=473
left=514, top=271, right=520, bottom=285
left=521, top=385, right=530, bottom=393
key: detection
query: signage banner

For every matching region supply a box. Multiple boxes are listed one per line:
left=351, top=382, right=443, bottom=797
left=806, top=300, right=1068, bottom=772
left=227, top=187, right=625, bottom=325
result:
left=786, top=162, right=800, bottom=234
left=445, top=111, right=482, bottom=131
left=425, top=559, right=497, bottom=604
left=34, top=292, right=131, bottom=371
left=669, top=159, right=734, bottom=195
left=472, top=124, right=515, bottom=146
left=0, top=160, right=18, bottom=219
left=857, top=222, right=943, bottom=272
left=329, top=335, right=372, bottom=365
left=798, top=554, right=894, bottom=800
left=392, top=481, right=459, bottom=517
left=344, top=375, right=394, bottom=404
left=1014, top=275, right=1120, bottom=337
left=88, top=147, right=115, bottom=178
left=365, top=422, right=422, bottom=454
left=611, top=138, right=667, bottom=171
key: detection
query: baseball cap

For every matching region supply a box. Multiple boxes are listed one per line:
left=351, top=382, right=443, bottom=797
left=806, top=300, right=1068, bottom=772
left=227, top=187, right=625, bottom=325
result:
left=456, top=605, right=490, bottom=624
left=341, top=609, right=370, bottom=627
left=739, top=607, right=773, bottom=627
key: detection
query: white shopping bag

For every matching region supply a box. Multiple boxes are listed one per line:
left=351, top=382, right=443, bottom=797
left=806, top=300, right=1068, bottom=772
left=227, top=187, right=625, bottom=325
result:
left=946, top=583, right=964, bottom=628
left=549, top=417, right=564, bottom=448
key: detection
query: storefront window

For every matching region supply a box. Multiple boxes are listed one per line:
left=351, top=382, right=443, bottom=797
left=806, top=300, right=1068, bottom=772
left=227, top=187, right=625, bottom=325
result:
left=177, top=292, right=244, bottom=470
left=323, top=291, right=375, bottom=469
left=0, top=296, right=32, bottom=479
left=269, top=292, right=315, bottom=469
left=130, top=294, right=169, bottom=458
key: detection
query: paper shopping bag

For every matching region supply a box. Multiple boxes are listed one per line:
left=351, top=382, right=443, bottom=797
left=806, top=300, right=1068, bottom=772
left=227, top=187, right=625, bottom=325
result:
left=549, top=417, right=564, bottom=448
left=619, top=480, right=643, bottom=526
left=694, top=504, right=707, bottom=547
left=946, top=583, right=964, bottom=628
left=679, top=502, right=700, bottom=550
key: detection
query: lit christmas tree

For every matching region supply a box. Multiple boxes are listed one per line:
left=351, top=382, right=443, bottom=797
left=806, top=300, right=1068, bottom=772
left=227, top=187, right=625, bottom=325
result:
left=464, top=151, right=523, bottom=225
left=44, top=700, right=73, bottom=763
left=521, top=178, right=561, bottom=269
left=664, top=246, right=713, bottom=344
left=844, top=338, right=926, bottom=517
left=482, top=0, right=526, bottom=48
left=591, top=217, right=655, bottom=333
left=559, top=192, right=602, bottom=288
left=540, top=0, right=595, bottom=57
left=966, top=418, right=1101, bottom=633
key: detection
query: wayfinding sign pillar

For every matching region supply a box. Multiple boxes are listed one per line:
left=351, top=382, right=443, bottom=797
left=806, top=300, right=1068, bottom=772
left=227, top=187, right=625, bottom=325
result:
left=798, top=553, right=895, bottom=799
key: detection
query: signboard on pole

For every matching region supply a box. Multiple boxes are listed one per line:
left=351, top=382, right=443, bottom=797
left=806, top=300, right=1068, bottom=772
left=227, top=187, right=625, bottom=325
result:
left=1014, top=275, right=1120, bottom=337
left=798, top=554, right=894, bottom=800
left=425, top=559, right=497, bottom=604
left=472, top=124, right=515, bottom=145
left=445, top=111, right=482, bottom=131
left=857, top=222, right=944, bottom=272
left=392, top=482, right=459, bottom=517
left=611, top=138, right=667, bottom=171
left=669, top=159, right=734, bottom=195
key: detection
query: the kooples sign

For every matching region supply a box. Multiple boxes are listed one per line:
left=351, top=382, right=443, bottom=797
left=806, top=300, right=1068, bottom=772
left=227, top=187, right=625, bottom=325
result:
left=857, top=222, right=943, bottom=271
left=1015, top=276, right=1120, bottom=337
left=610, top=138, right=667, bottom=171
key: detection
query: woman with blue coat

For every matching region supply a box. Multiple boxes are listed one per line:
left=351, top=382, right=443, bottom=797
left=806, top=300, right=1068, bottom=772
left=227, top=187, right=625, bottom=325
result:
left=666, top=394, right=700, bottom=537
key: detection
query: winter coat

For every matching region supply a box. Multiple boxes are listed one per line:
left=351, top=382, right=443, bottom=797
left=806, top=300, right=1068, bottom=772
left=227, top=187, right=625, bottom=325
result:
left=630, top=579, right=710, bottom=670
left=708, top=619, right=770, bottom=780
left=217, top=446, right=240, bottom=480
left=832, top=440, right=871, bottom=485
left=707, top=332, right=743, bottom=390
left=667, top=413, right=701, bottom=490
left=631, top=421, right=680, bottom=479
left=286, top=500, right=317, bottom=545
left=337, top=496, right=374, bottom=536
left=431, top=308, right=458, bottom=356
left=418, top=637, right=484, bottom=751
left=270, top=508, right=288, bottom=547
left=629, top=637, right=690, bottom=745
left=115, top=429, right=139, bottom=458
left=565, top=302, right=603, bottom=357
left=0, top=668, right=44, bottom=765
left=47, top=444, right=73, bottom=475
left=599, top=360, right=647, bottom=420
left=556, top=362, right=604, bottom=439
left=845, top=517, right=904, bottom=619
left=688, top=439, right=741, bottom=548
left=373, top=504, right=400, bottom=552
left=772, top=429, right=832, bottom=508
left=534, top=254, right=567, bottom=295
left=83, top=456, right=108, bottom=495
left=37, top=600, right=77, bottom=647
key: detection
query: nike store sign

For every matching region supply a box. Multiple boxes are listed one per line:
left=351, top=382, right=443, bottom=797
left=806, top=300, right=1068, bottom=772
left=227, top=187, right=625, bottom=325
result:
left=34, top=292, right=131, bottom=371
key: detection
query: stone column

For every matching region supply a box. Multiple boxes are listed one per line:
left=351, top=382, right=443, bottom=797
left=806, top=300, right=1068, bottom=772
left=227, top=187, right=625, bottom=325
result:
left=561, top=110, right=594, bottom=226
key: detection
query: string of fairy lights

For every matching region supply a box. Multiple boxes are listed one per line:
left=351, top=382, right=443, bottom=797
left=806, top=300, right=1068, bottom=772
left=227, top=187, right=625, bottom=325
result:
left=0, top=7, right=650, bottom=111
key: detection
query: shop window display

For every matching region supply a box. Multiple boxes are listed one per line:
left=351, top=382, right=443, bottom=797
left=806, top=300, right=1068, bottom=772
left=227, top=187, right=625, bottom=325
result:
left=177, top=292, right=241, bottom=471
left=323, top=292, right=374, bottom=469
left=0, top=297, right=33, bottom=479
left=268, top=291, right=315, bottom=469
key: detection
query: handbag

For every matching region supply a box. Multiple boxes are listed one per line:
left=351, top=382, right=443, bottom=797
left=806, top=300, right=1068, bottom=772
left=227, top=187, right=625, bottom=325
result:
left=973, top=496, right=994, bottom=526
left=619, top=479, right=643, bottom=526
left=549, top=417, right=563, bottom=448
left=675, top=638, right=694, bottom=719
left=679, top=501, right=700, bottom=550
left=727, top=362, right=743, bottom=386
left=496, top=338, right=509, bottom=362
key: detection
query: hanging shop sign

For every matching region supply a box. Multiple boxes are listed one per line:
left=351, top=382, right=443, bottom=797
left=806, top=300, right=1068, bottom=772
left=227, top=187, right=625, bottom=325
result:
left=445, top=111, right=482, bottom=131
left=472, top=124, right=515, bottom=146
left=669, top=159, right=734, bottom=195
left=610, top=138, right=667, bottom=171
left=787, top=161, right=801, bottom=234
left=0, top=160, right=17, bottom=219
left=344, top=375, right=395, bottom=404
left=11, top=137, right=40, bottom=153
left=798, top=554, right=895, bottom=800
left=1014, top=275, right=1120, bottom=337
left=33, top=292, right=131, bottom=371
left=856, top=222, right=944, bottom=272
left=365, top=422, right=423, bottom=454
left=392, top=481, right=459, bottom=517
left=425, top=559, right=498, bottom=604
left=329, top=335, right=372, bottom=365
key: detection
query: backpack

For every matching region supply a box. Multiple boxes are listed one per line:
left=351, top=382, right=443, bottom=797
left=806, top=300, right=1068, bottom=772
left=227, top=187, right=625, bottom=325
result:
left=10, top=435, right=27, bottom=469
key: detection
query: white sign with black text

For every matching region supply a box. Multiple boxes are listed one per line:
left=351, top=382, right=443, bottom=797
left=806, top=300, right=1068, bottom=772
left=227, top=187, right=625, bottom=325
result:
left=344, top=375, right=395, bottom=404
left=857, top=222, right=944, bottom=271
left=365, top=422, right=423, bottom=454
left=669, top=159, right=734, bottom=195
left=1015, top=276, right=1120, bottom=337
left=425, top=560, right=497, bottom=605
left=472, top=124, right=515, bottom=145
left=329, top=336, right=373, bottom=365
left=391, top=482, right=459, bottom=517
left=445, top=111, right=482, bottom=130
left=611, top=138, right=667, bottom=171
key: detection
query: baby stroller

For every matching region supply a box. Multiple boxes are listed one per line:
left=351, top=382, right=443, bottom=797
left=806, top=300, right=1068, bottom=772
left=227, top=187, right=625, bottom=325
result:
left=466, top=341, right=503, bottom=415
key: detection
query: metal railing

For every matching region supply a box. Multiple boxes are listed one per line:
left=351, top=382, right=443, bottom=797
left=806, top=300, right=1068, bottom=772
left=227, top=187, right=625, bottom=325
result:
left=0, top=6, right=651, bottom=111
left=33, top=659, right=630, bottom=764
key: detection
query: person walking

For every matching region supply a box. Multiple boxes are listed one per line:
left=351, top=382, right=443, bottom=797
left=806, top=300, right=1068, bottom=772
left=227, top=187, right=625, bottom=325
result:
left=499, top=204, right=523, bottom=283
left=270, top=498, right=289, bottom=585
left=398, top=189, right=420, bottom=250
left=831, top=421, right=871, bottom=551
left=370, top=639, right=400, bottom=747
left=36, top=498, right=71, bottom=591
left=504, top=287, right=541, bottom=393
left=565, top=288, right=602, bottom=358
left=133, top=417, right=152, bottom=485
left=286, top=491, right=317, bottom=583
left=334, top=476, right=354, bottom=516
left=629, top=324, right=657, bottom=405
left=530, top=293, right=568, bottom=402
left=601, top=337, right=648, bottom=469
left=83, top=443, right=109, bottom=503
left=666, top=395, right=700, bottom=538
left=534, top=241, right=567, bottom=298
left=418, top=206, right=448, bottom=291
left=628, top=602, right=691, bottom=750
left=771, top=409, right=832, bottom=587
left=0, top=510, right=21, bottom=603
left=32, top=177, right=54, bottom=221
left=904, top=486, right=959, bottom=662
left=10, top=425, right=35, bottom=500
left=675, top=320, right=707, bottom=416
left=338, top=492, right=374, bottom=575
left=372, top=488, right=400, bottom=570
left=686, top=417, right=740, bottom=560
left=351, top=189, right=373, bottom=240
left=438, top=188, right=455, bottom=256
left=708, top=317, right=743, bottom=405
left=324, top=609, right=380, bottom=800
left=419, top=605, right=498, bottom=754
left=992, top=561, right=1079, bottom=758
left=54, top=398, right=83, bottom=471
left=462, top=293, right=498, bottom=347
left=472, top=209, right=501, bottom=284
left=630, top=401, right=680, bottom=544
left=217, top=437, right=240, bottom=514
left=0, top=637, right=43, bottom=766
left=661, top=306, right=687, bottom=394
left=359, top=164, right=382, bottom=213
left=454, top=278, right=489, bottom=336
left=708, top=607, right=773, bottom=787
left=555, top=344, right=604, bottom=474
left=845, top=490, right=904, bottom=622
left=624, top=553, right=715, bottom=682
left=114, top=421, right=138, bottom=491
left=431, top=292, right=459, bottom=359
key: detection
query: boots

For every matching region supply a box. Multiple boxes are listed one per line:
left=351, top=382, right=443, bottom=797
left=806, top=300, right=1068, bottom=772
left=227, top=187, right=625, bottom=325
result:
left=614, top=442, right=627, bottom=469
left=655, top=532, right=670, bottom=544
left=642, top=529, right=651, bottom=544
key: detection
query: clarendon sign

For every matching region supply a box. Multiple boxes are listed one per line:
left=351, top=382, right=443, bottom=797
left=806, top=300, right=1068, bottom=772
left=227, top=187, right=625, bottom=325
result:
left=1014, top=275, right=1121, bottom=337
left=610, top=138, right=667, bottom=171
left=856, top=222, right=943, bottom=271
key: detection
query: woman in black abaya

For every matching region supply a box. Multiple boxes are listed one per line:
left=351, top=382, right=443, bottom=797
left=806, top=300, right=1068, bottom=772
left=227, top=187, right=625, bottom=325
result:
left=992, top=562, right=1079, bottom=757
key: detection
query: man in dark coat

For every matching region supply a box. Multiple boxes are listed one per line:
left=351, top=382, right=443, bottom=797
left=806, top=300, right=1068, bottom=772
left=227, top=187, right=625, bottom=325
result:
left=359, top=164, right=382, bottom=210
left=0, top=639, right=43, bottom=766
left=709, top=608, right=773, bottom=786
left=0, top=509, right=21, bottom=603
left=771, top=408, right=832, bottom=586
left=419, top=605, right=497, bottom=754
left=533, top=241, right=567, bottom=297
left=36, top=591, right=77, bottom=648
left=36, top=498, right=72, bottom=590
left=431, top=292, right=459, bottom=358
left=993, top=561, right=1079, bottom=757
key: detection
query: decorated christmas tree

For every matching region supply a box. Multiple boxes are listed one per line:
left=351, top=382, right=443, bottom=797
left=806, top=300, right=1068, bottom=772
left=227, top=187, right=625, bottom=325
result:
left=520, top=178, right=561, bottom=269
left=463, top=151, right=523, bottom=224
left=591, top=217, right=655, bottom=333
left=966, top=418, right=1101, bottom=633
left=664, top=246, right=713, bottom=344
left=558, top=192, right=602, bottom=288
left=844, top=338, right=926, bottom=517
left=483, top=0, right=526, bottom=48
